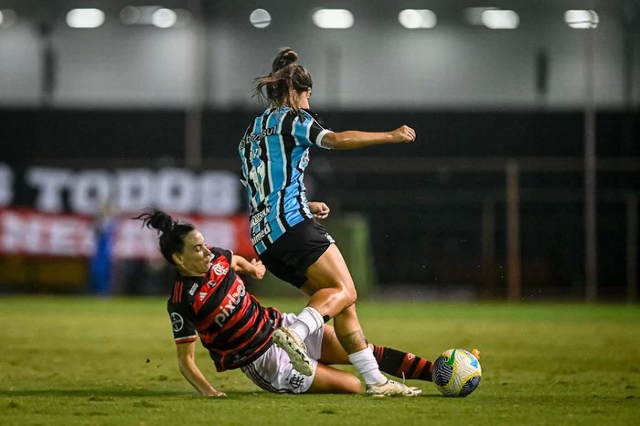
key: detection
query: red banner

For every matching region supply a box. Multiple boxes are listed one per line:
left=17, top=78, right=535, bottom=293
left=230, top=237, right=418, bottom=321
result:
left=0, top=208, right=255, bottom=260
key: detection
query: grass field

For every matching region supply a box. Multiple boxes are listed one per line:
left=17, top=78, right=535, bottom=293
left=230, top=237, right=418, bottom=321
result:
left=1, top=297, right=639, bottom=426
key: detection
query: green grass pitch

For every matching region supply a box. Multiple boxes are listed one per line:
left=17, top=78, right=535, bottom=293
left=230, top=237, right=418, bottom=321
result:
left=1, top=297, right=639, bottom=425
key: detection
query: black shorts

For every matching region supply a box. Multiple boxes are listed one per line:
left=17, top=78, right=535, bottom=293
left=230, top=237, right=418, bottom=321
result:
left=258, top=219, right=334, bottom=288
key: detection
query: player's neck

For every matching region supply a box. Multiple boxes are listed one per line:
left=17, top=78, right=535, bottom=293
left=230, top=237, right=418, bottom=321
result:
left=177, top=266, right=204, bottom=277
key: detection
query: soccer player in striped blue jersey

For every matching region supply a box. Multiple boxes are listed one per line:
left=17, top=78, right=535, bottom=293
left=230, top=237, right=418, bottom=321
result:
left=239, top=48, right=418, bottom=396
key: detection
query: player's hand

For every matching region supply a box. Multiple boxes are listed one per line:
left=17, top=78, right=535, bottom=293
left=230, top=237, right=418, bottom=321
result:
left=390, top=125, right=416, bottom=143
left=309, top=201, right=330, bottom=220
left=205, top=389, right=227, bottom=397
left=250, top=258, right=266, bottom=280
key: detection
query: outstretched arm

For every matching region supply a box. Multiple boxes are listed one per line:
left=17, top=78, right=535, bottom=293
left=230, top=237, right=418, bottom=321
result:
left=231, top=255, right=266, bottom=279
left=321, top=125, right=416, bottom=150
left=176, top=341, right=226, bottom=397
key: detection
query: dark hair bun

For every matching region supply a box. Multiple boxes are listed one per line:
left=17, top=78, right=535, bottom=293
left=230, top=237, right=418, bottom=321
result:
left=149, top=211, right=174, bottom=234
left=272, top=47, right=298, bottom=72
left=135, top=209, right=175, bottom=234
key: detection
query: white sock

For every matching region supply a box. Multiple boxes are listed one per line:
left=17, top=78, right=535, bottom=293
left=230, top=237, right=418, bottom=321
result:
left=288, top=307, right=324, bottom=341
left=348, top=347, right=387, bottom=386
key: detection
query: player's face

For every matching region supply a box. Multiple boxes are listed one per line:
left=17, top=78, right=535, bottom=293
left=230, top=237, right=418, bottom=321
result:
left=175, top=230, right=212, bottom=276
left=297, top=89, right=311, bottom=109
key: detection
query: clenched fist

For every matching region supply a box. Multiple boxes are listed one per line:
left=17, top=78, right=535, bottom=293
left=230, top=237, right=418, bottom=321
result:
left=390, top=125, right=416, bottom=143
left=308, top=201, right=330, bottom=220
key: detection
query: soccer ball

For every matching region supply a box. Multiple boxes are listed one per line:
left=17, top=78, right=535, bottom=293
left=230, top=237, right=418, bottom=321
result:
left=432, top=348, right=482, bottom=397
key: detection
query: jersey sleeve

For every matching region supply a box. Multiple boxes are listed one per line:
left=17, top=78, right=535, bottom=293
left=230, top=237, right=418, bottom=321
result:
left=167, top=299, right=197, bottom=344
left=293, top=112, right=332, bottom=150
left=210, top=246, right=233, bottom=263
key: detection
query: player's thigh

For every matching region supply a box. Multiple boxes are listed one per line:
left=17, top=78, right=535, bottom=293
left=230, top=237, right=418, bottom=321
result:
left=308, top=363, right=362, bottom=394
left=242, top=342, right=318, bottom=394
left=302, top=244, right=356, bottom=296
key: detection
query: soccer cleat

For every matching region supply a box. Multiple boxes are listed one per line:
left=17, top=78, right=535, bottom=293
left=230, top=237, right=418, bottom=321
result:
left=365, top=380, right=422, bottom=397
left=471, top=348, right=481, bottom=361
left=271, top=327, right=313, bottom=377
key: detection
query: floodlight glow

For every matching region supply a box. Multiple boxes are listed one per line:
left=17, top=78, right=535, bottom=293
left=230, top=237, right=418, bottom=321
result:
left=481, top=10, right=519, bottom=29
left=120, top=6, right=140, bottom=25
left=66, top=8, right=105, bottom=29
left=564, top=10, right=599, bottom=29
left=0, top=9, right=16, bottom=27
left=152, top=8, right=177, bottom=28
left=312, top=9, right=354, bottom=29
left=398, top=9, right=437, bottom=29
left=250, top=9, right=271, bottom=28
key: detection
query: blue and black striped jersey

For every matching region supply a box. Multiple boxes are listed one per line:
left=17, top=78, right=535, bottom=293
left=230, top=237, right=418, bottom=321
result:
left=239, top=107, right=332, bottom=254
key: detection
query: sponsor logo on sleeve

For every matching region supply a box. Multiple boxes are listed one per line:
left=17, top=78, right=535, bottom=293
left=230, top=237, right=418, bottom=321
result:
left=188, top=283, right=199, bottom=295
left=171, top=312, right=184, bottom=332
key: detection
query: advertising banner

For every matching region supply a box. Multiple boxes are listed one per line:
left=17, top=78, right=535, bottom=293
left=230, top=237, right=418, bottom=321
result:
left=0, top=163, right=254, bottom=258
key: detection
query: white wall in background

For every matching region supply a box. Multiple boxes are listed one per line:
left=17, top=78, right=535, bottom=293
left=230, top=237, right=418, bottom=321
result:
left=0, top=0, right=637, bottom=109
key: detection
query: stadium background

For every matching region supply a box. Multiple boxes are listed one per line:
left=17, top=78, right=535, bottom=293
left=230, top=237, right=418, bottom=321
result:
left=1, top=0, right=638, bottom=302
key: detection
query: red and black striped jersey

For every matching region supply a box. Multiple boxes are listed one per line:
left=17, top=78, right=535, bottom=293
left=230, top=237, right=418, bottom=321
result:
left=167, top=247, right=282, bottom=371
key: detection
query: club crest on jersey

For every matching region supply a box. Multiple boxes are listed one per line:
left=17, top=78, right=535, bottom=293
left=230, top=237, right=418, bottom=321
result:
left=214, top=283, right=246, bottom=327
left=213, top=263, right=229, bottom=276
left=299, top=150, right=310, bottom=168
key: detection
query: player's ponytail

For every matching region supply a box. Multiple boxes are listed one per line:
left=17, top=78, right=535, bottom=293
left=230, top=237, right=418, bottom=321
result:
left=133, top=209, right=195, bottom=265
left=271, top=48, right=298, bottom=73
left=253, top=47, right=313, bottom=117
left=137, top=209, right=174, bottom=234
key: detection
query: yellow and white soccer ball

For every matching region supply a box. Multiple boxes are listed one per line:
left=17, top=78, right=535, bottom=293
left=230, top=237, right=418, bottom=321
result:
left=432, top=348, right=482, bottom=397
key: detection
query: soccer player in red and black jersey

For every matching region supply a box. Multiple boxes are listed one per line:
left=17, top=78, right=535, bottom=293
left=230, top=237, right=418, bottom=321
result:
left=136, top=210, right=478, bottom=396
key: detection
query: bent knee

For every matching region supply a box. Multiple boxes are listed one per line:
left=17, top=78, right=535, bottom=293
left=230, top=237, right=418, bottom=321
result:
left=340, top=286, right=357, bottom=308
left=306, top=277, right=357, bottom=307
left=342, top=375, right=363, bottom=394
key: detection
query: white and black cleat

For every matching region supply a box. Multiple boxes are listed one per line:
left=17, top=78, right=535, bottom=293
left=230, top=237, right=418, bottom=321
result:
left=271, top=327, right=313, bottom=377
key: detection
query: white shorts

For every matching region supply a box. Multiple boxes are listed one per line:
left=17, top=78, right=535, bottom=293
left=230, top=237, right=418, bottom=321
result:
left=241, top=313, right=324, bottom=394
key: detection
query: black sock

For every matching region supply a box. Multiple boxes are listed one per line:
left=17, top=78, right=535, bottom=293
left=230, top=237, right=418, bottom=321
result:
left=372, top=346, right=433, bottom=382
